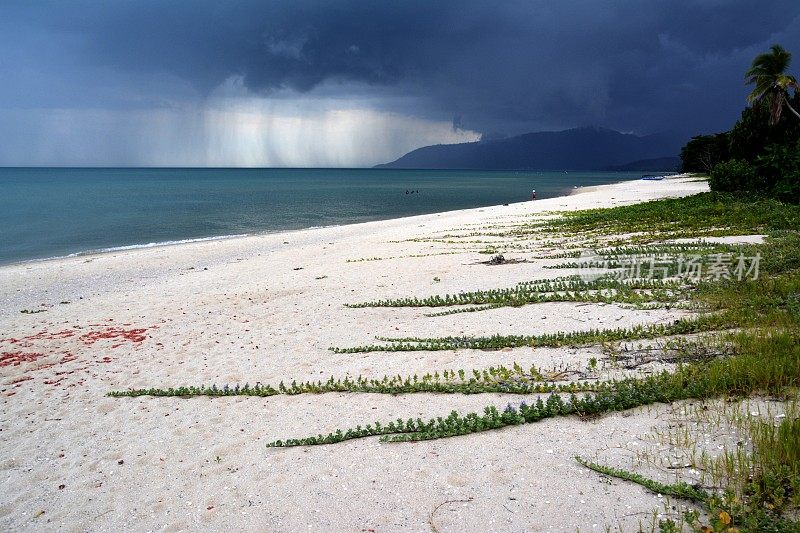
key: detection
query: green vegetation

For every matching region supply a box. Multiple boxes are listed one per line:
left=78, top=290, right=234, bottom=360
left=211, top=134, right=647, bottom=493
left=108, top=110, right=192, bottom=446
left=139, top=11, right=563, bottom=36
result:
left=681, top=133, right=730, bottom=174
left=708, top=159, right=761, bottom=193
left=541, top=191, right=800, bottom=239
left=345, top=276, right=689, bottom=312
left=746, top=45, right=800, bottom=125
left=537, top=242, right=730, bottom=260
left=578, top=404, right=800, bottom=532
left=332, top=246, right=800, bottom=353
left=682, top=44, right=800, bottom=203
left=575, top=456, right=710, bottom=503
left=268, top=331, right=799, bottom=448
left=112, top=184, right=800, bottom=529
left=279, top=191, right=800, bottom=529
left=330, top=317, right=730, bottom=353
left=109, top=363, right=605, bottom=398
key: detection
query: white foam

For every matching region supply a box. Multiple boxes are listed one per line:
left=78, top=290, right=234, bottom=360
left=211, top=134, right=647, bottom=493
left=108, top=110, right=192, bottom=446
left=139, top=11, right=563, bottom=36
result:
left=8, top=234, right=249, bottom=266
left=93, top=234, right=249, bottom=253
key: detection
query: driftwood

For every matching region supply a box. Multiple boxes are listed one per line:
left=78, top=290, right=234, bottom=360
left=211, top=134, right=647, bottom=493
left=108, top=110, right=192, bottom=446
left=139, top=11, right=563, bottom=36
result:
left=477, top=254, right=528, bottom=266
left=611, top=344, right=732, bottom=370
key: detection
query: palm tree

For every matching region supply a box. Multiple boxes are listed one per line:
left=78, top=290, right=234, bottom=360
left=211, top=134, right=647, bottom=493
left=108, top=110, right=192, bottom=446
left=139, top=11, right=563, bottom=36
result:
left=746, top=45, right=800, bottom=124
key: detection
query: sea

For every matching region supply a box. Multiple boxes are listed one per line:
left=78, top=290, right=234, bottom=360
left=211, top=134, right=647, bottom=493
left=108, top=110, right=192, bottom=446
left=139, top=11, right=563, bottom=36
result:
left=0, top=167, right=651, bottom=265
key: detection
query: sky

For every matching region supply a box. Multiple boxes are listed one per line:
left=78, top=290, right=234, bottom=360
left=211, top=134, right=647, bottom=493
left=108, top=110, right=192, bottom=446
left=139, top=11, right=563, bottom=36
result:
left=1, top=1, right=799, bottom=167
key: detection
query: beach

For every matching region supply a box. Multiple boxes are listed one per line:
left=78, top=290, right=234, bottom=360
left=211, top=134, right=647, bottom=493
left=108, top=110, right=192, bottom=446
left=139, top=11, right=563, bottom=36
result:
left=1, top=176, right=716, bottom=532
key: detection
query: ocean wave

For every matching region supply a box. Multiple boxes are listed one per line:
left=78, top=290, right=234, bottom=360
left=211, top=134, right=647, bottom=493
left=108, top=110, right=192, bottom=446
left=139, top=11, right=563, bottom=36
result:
left=91, top=234, right=249, bottom=253
left=8, top=234, right=250, bottom=266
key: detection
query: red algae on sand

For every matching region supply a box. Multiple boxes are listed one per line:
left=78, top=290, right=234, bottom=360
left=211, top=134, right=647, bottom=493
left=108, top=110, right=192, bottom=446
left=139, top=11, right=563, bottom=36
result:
left=32, top=353, right=79, bottom=372
left=0, top=330, right=76, bottom=348
left=78, top=326, right=151, bottom=346
left=1, top=324, right=156, bottom=351
left=1, top=323, right=157, bottom=390
left=0, top=351, right=47, bottom=367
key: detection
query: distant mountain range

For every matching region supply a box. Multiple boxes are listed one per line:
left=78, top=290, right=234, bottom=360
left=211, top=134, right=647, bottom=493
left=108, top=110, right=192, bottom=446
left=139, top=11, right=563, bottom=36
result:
left=376, top=126, right=683, bottom=171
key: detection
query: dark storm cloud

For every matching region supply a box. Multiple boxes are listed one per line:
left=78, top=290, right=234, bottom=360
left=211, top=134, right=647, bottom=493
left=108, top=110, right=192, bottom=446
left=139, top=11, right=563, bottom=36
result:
left=3, top=0, right=800, bottom=136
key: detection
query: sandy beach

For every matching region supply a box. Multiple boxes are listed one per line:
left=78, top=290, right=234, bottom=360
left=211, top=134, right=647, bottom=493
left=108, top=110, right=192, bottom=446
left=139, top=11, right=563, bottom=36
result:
left=1, top=176, right=718, bottom=532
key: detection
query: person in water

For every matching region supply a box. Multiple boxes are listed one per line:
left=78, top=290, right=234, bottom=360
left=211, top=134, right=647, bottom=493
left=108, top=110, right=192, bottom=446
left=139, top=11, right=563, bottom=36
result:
left=531, top=189, right=537, bottom=200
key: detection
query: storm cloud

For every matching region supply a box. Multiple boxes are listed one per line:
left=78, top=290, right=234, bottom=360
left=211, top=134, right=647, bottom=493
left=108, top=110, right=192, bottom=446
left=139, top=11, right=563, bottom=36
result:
left=1, top=1, right=799, bottom=166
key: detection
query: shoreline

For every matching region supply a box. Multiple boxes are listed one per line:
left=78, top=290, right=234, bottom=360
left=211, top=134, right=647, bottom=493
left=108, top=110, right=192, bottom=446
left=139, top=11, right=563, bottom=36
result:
left=1, top=194, right=575, bottom=269
left=0, top=175, right=681, bottom=270
left=0, top=174, right=709, bottom=532
left=2, top=167, right=650, bottom=269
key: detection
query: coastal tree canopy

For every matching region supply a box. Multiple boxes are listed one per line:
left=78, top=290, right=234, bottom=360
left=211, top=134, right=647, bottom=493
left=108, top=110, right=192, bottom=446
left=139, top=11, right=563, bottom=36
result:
left=746, top=44, right=800, bottom=124
left=685, top=44, right=800, bottom=203
left=680, top=133, right=730, bottom=173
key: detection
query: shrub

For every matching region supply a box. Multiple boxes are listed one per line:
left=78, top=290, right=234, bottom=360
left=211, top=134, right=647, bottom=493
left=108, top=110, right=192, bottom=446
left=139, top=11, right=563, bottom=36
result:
left=755, top=141, right=800, bottom=203
left=773, top=169, right=800, bottom=204
left=709, top=159, right=761, bottom=192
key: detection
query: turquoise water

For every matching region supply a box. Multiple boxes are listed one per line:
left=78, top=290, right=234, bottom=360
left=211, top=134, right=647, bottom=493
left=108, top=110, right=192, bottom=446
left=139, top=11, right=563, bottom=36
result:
left=0, top=168, right=648, bottom=265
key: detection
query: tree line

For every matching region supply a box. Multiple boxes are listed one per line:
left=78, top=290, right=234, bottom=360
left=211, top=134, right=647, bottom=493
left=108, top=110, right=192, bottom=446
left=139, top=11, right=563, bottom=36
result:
left=681, top=45, right=800, bottom=203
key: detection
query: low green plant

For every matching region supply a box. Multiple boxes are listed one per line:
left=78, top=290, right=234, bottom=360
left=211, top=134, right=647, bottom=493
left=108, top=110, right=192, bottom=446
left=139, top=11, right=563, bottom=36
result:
left=108, top=363, right=604, bottom=398
left=538, top=192, right=800, bottom=242
left=330, top=314, right=733, bottom=353
left=346, top=277, right=689, bottom=312
left=578, top=406, right=800, bottom=531
left=575, top=456, right=710, bottom=502
left=268, top=330, right=800, bottom=448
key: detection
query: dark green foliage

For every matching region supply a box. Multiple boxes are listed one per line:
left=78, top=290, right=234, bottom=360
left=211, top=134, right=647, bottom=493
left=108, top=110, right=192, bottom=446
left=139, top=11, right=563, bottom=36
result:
left=680, top=133, right=730, bottom=173
left=681, top=75, right=800, bottom=200
left=265, top=377, right=676, bottom=447
left=707, top=142, right=800, bottom=201
left=709, top=159, right=762, bottom=192
left=269, top=329, right=800, bottom=447
left=728, top=96, right=800, bottom=163
left=755, top=140, right=800, bottom=203
left=281, top=226, right=800, bottom=447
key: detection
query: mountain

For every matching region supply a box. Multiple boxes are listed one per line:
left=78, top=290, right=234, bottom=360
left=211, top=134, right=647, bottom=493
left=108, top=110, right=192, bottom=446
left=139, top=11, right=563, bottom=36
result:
left=376, top=126, right=683, bottom=170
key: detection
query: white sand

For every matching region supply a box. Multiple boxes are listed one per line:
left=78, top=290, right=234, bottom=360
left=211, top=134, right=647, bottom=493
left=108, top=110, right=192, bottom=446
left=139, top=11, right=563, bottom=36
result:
left=0, top=176, right=713, bottom=532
